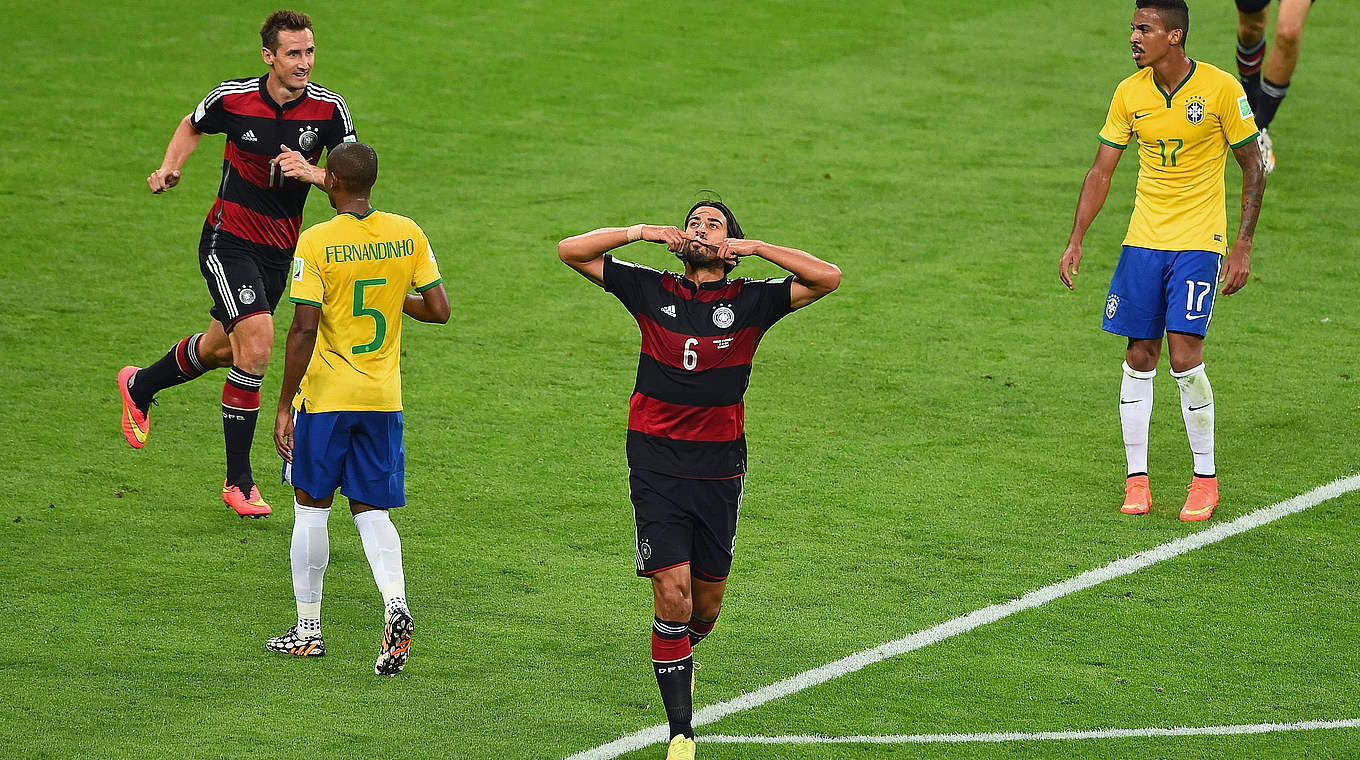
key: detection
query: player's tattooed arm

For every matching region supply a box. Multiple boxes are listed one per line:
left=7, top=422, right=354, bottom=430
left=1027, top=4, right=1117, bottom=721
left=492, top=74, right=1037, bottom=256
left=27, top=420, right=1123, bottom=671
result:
left=1059, top=142, right=1124, bottom=289
left=148, top=114, right=204, bottom=193
left=1223, top=140, right=1266, bottom=295
left=557, top=225, right=691, bottom=287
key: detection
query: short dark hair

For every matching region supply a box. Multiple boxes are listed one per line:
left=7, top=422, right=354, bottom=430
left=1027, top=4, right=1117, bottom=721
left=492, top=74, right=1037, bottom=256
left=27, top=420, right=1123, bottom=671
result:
left=327, top=142, right=378, bottom=193
left=682, top=200, right=744, bottom=274
left=684, top=200, right=744, bottom=240
left=1136, top=0, right=1189, bottom=44
left=260, top=9, right=313, bottom=52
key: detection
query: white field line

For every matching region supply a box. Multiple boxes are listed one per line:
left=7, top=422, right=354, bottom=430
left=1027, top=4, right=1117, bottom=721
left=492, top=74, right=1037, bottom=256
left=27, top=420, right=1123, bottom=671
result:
left=565, top=473, right=1360, bottom=760
left=703, top=718, right=1360, bottom=744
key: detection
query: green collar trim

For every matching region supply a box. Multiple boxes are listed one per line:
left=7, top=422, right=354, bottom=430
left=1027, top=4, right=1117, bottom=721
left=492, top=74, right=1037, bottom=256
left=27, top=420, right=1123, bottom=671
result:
left=341, top=207, right=377, bottom=220
left=1155, top=59, right=1196, bottom=108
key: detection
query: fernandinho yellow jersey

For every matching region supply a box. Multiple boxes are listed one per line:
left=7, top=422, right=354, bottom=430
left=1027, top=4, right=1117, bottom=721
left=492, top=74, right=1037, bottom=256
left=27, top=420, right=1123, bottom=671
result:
left=288, top=209, right=442, bottom=413
left=1098, top=60, right=1259, bottom=254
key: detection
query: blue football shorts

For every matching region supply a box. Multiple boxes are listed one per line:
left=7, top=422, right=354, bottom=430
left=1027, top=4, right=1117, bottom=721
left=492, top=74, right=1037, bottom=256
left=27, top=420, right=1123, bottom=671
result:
left=1102, top=246, right=1223, bottom=340
left=283, top=404, right=406, bottom=508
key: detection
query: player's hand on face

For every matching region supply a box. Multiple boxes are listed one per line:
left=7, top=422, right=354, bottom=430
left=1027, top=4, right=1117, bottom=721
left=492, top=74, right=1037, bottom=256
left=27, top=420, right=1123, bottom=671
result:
left=1059, top=242, right=1083, bottom=290
left=1221, top=239, right=1251, bottom=295
left=147, top=168, right=180, bottom=194
left=274, top=408, right=294, bottom=463
left=642, top=225, right=690, bottom=253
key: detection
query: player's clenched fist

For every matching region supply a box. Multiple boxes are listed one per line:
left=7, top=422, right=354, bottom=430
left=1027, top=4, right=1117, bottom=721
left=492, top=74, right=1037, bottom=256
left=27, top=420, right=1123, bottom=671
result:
left=147, top=168, right=181, bottom=194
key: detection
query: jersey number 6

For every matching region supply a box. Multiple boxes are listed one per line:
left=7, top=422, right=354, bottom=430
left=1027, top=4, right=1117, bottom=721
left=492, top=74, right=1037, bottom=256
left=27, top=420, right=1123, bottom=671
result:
left=682, top=338, right=699, bottom=371
left=352, top=278, right=388, bottom=355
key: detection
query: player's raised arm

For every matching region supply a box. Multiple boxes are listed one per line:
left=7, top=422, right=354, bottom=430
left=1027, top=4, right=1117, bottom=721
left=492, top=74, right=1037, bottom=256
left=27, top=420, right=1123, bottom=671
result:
left=273, top=303, right=319, bottom=463
left=1223, top=139, right=1266, bottom=296
left=558, top=225, right=692, bottom=287
left=1059, top=142, right=1125, bottom=290
left=147, top=114, right=204, bottom=193
left=712, top=239, right=841, bottom=309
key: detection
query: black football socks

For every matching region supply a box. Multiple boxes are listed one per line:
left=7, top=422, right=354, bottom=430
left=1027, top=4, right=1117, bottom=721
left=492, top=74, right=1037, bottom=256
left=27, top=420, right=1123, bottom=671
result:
left=1256, top=77, right=1290, bottom=131
left=1236, top=36, right=1266, bottom=112
left=652, top=617, right=694, bottom=740
left=129, top=333, right=207, bottom=412
left=222, top=366, right=263, bottom=491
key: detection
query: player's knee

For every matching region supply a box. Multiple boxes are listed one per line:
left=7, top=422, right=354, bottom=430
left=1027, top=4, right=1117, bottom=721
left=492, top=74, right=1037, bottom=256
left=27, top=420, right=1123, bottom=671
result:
left=1125, top=346, right=1158, bottom=372
left=1238, top=20, right=1266, bottom=44
left=653, top=583, right=692, bottom=620
left=1274, top=25, right=1303, bottom=52
left=233, top=347, right=270, bottom=376
left=693, top=598, right=722, bottom=622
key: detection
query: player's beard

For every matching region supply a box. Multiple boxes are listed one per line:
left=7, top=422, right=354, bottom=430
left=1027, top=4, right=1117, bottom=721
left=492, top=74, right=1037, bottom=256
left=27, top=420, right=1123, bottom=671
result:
left=677, top=240, right=726, bottom=269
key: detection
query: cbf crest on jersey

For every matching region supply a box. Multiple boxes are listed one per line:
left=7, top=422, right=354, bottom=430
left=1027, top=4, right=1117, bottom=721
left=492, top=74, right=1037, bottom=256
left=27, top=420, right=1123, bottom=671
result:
left=1185, top=96, right=1206, bottom=125
left=1106, top=294, right=1120, bottom=319
left=297, top=125, right=318, bottom=151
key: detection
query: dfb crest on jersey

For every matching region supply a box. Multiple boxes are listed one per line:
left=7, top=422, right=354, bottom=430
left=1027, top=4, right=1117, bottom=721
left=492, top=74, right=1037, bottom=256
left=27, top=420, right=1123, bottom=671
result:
left=1106, top=294, right=1120, bottom=319
left=239, top=285, right=257, bottom=305
left=712, top=305, right=735, bottom=329
left=297, top=125, right=318, bottom=151
left=1185, top=97, right=1206, bottom=125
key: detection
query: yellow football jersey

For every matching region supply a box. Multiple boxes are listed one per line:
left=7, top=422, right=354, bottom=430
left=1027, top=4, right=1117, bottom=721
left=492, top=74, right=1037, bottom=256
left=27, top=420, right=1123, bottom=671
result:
left=288, top=209, right=442, bottom=412
left=1098, top=60, right=1259, bottom=254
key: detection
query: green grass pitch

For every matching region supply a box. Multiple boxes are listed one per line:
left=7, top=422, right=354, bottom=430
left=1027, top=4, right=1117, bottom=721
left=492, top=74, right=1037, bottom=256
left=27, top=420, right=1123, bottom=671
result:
left=2, top=1, right=1358, bottom=758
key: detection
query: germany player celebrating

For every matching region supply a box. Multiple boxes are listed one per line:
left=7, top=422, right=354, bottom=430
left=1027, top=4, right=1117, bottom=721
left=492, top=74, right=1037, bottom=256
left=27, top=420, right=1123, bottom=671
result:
left=117, top=10, right=356, bottom=517
left=268, top=141, right=448, bottom=675
left=1059, top=0, right=1265, bottom=521
left=559, top=202, right=840, bottom=759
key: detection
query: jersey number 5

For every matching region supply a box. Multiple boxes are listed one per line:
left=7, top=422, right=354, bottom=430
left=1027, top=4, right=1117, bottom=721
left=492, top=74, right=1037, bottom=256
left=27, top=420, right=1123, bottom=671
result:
left=352, top=278, right=388, bottom=354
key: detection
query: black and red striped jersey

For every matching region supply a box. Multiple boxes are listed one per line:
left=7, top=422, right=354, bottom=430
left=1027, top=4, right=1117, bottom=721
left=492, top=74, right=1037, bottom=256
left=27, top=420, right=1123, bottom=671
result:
left=603, top=254, right=794, bottom=479
left=190, top=75, right=355, bottom=259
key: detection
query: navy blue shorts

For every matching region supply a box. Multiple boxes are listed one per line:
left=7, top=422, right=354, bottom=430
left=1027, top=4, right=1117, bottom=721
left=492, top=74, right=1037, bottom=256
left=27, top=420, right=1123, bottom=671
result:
left=284, top=405, right=405, bottom=508
left=1103, top=246, right=1223, bottom=340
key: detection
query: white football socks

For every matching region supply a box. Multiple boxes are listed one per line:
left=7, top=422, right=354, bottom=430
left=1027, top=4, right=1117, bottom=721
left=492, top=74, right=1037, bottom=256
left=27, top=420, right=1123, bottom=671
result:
left=1119, top=362, right=1156, bottom=476
left=354, top=509, right=407, bottom=618
left=291, top=502, right=330, bottom=637
left=1172, top=363, right=1215, bottom=477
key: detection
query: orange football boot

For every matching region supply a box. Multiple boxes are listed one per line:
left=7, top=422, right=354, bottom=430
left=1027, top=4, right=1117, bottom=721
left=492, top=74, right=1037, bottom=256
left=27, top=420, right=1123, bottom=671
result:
left=223, top=481, right=272, bottom=518
left=1179, top=476, right=1219, bottom=521
left=1120, top=474, right=1152, bottom=515
left=117, top=366, right=150, bottom=449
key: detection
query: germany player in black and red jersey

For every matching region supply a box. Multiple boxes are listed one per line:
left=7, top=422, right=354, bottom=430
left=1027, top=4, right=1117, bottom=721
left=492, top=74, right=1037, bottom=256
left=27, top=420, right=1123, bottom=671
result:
left=117, top=10, right=355, bottom=517
left=559, top=201, right=840, bottom=759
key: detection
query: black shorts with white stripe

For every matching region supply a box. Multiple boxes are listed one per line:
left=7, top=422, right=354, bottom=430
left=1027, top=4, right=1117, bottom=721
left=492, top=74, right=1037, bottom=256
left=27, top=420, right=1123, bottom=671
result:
left=198, top=223, right=289, bottom=332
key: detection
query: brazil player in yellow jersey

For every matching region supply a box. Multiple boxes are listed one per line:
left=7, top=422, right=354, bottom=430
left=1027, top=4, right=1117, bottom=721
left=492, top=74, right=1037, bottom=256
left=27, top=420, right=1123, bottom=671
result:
left=265, top=142, right=449, bottom=674
left=1059, top=0, right=1266, bottom=522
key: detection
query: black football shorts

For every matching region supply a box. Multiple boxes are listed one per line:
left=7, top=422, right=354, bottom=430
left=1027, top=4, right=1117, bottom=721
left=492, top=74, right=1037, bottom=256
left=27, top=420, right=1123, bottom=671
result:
left=1236, top=0, right=1314, bottom=12
left=630, top=468, right=744, bottom=583
left=198, top=223, right=288, bottom=332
